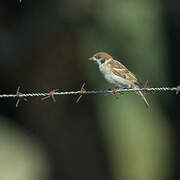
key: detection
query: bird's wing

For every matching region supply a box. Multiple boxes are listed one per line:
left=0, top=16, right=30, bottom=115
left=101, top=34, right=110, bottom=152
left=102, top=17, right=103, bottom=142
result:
left=107, top=60, right=139, bottom=85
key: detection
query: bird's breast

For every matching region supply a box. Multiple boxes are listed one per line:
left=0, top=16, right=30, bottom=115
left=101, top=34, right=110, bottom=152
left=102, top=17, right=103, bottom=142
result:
left=99, top=64, right=117, bottom=84
left=98, top=64, right=133, bottom=88
left=99, top=64, right=110, bottom=74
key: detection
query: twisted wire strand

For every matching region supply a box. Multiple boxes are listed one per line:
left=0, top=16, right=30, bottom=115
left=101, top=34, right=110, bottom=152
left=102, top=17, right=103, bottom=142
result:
left=0, top=86, right=179, bottom=99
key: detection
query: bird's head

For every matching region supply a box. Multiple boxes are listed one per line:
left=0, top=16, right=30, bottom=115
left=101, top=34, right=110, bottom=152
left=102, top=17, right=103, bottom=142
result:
left=88, top=52, right=112, bottom=65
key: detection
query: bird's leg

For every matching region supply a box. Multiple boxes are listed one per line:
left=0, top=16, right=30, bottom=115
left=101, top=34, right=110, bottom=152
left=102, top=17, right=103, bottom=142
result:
left=105, top=87, right=119, bottom=96
left=111, top=87, right=119, bottom=94
left=108, top=87, right=120, bottom=99
left=118, top=87, right=126, bottom=94
left=105, top=87, right=125, bottom=97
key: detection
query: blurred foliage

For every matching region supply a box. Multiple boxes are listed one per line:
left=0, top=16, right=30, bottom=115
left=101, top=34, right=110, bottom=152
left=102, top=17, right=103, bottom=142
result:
left=0, top=116, right=51, bottom=180
left=0, top=0, right=179, bottom=180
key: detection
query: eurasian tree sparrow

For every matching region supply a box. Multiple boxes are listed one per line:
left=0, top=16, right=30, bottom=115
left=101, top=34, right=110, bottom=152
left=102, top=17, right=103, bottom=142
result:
left=89, top=52, right=149, bottom=108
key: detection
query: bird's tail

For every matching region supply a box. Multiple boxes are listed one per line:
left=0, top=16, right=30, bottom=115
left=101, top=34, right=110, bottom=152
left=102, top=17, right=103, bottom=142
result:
left=137, top=90, right=149, bottom=108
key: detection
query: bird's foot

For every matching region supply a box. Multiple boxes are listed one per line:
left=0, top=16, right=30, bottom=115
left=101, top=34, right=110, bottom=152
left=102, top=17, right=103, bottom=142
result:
left=111, top=87, right=120, bottom=94
left=104, top=87, right=119, bottom=96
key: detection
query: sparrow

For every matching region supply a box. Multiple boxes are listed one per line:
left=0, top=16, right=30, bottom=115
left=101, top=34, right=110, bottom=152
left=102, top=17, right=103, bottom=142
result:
left=88, top=52, right=149, bottom=108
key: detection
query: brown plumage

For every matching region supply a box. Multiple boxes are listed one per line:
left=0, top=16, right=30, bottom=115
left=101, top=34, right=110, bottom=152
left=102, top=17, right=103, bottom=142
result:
left=107, top=60, right=138, bottom=84
left=89, top=52, right=149, bottom=108
left=93, top=52, right=112, bottom=60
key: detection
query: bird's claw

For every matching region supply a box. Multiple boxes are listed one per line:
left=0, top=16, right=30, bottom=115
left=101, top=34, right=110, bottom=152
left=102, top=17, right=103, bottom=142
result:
left=111, top=87, right=119, bottom=94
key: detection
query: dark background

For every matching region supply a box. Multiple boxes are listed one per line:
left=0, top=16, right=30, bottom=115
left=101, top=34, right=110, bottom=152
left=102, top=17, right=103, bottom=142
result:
left=0, top=0, right=179, bottom=180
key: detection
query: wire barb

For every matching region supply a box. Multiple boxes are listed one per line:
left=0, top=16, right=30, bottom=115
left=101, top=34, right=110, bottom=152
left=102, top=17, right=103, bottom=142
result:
left=15, top=86, right=27, bottom=107
left=76, top=83, right=86, bottom=103
left=41, top=89, right=59, bottom=102
left=144, top=80, right=149, bottom=89
left=0, top=85, right=178, bottom=104
left=176, top=85, right=180, bottom=94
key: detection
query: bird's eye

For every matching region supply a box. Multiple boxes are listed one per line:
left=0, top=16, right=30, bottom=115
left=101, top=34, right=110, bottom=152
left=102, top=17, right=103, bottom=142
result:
left=95, top=55, right=101, bottom=59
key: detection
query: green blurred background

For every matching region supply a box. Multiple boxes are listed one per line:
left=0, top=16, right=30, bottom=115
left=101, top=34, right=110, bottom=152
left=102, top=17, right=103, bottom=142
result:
left=0, top=0, right=179, bottom=180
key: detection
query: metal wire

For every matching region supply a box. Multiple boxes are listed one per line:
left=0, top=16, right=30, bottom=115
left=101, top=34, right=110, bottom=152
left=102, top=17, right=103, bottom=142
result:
left=0, top=86, right=179, bottom=99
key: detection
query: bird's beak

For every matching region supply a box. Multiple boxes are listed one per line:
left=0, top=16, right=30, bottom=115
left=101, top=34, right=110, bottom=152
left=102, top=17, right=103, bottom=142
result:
left=88, top=57, right=94, bottom=61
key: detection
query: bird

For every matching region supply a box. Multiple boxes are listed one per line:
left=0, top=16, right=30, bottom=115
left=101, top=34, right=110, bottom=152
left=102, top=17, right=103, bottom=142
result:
left=88, top=52, right=149, bottom=108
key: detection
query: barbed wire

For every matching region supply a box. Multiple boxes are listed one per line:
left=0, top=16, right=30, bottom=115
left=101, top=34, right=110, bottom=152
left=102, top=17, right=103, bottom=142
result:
left=0, top=86, right=179, bottom=99
left=0, top=84, right=179, bottom=106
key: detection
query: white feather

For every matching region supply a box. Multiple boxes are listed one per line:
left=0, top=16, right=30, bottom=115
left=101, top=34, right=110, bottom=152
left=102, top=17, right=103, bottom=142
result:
left=98, top=60, right=132, bottom=88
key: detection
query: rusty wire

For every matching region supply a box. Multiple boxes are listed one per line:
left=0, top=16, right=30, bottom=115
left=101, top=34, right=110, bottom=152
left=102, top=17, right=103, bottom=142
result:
left=0, top=85, right=179, bottom=99
left=0, top=85, right=179, bottom=107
